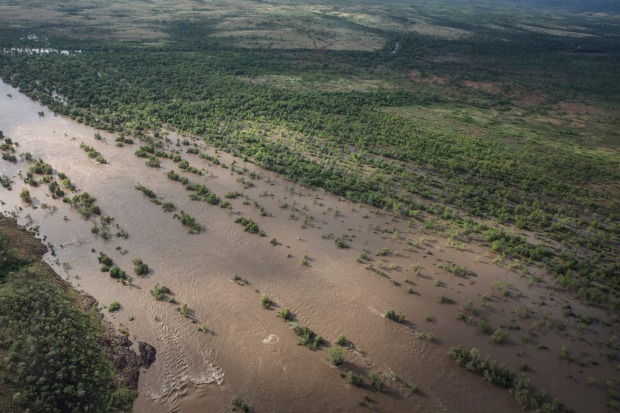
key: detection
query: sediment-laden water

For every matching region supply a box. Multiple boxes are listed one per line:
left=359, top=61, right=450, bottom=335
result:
left=1, top=81, right=615, bottom=413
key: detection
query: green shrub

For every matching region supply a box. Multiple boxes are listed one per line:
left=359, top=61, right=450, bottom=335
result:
left=98, top=252, right=114, bottom=267
left=327, top=347, right=346, bottom=366
left=385, top=309, right=405, bottom=323
left=448, top=347, right=568, bottom=412
left=291, top=322, right=322, bottom=349
left=145, top=156, right=160, bottom=167
left=235, top=216, right=262, bottom=234
left=108, top=301, right=121, bottom=312
left=132, top=258, right=149, bottom=275
left=439, top=262, right=475, bottom=277
left=260, top=294, right=272, bottom=308
left=335, top=237, right=349, bottom=248
left=231, top=274, right=249, bottom=285
left=109, top=267, right=127, bottom=280
left=179, top=303, right=189, bottom=317
left=349, top=371, right=364, bottom=386
left=369, top=372, right=384, bottom=392
left=478, top=319, right=492, bottom=334
left=135, top=184, right=157, bottom=199
left=376, top=247, right=390, bottom=256
left=162, top=202, right=176, bottom=212
left=278, top=308, right=291, bottom=320
left=438, top=294, right=454, bottom=304
left=491, top=329, right=508, bottom=344
left=231, top=396, right=249, bottom=412
left=150, top=284, right=171, bottom=300
left=559, top=346, right=572, bottom=361
left=176, top=211, right=201, bottom=233
left=301, top=254, right=309, bottom=266
left=19, top=188, right=32, bottom=204
left=0, top=174, right=12, bottom=190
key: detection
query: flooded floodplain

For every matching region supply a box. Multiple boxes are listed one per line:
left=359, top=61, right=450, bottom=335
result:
left=0, top=81, right=617, bottom=413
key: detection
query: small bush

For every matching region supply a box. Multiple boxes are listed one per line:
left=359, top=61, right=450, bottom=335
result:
left=145, top=156, right=160, bottom=168
left=291, top=323, right=322, bottom=349
left=328, top=347, right=346, bottom=366
left=132, top=258, right=149, bottom=275
left=376, top=247, right=390, bottom=256
left=349, top=371, right=364, bottom=386
left=335, top=237, right=349, bottom=248
left=260, top=294, right=272, bottom=308
left=478, top=319, right=492, bottom=334
left=151, top=284, right=171, bottom=300
left=98, top=252, right=114, bottom=267
left=179, top=303, right=189, bottom=317
left=109, top=267, right=127, bottom=280
left=20, top=188, right=32, bottom=204
left=369, top=373, right=384, bottom=392
left=438, top=294, right=454, bottom=304
left=491, top=329, right=508, bottom=344
left=278, top=308, right=291, bottom=320
left=385, top=309, right=405, bottom=323
left=108, top=301, right=121, bottom=312
left=162, top=202, right=176, bottom=212
left=235, top=216, right=261, bottom=234
left=559, top=346, right=572, bottom=361
left=231, top=396, right=249, bottom=412
left=231, top=274, right=249, bottom=285
left=301, top=254, right=309, bottom=266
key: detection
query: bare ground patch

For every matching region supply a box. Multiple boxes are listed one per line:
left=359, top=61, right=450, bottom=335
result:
left=559, top=101, right=602, bottom=115
left=409, top=70, right=448, bottom=85
left=464, top=80, right=500, bottom=94
left=409, top=21, right=472, bottom=39
left=238, top=74, right=396, bottom=92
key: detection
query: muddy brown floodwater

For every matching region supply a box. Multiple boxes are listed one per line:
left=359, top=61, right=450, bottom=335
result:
left=0, top=81, right=617, bottom=413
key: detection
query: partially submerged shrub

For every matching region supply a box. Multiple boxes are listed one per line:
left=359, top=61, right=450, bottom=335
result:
left=327, top=347, right=346, bottom=366
left=385, top=309, right=405, bottom=323
left=108, top=301, right=121, bottom=312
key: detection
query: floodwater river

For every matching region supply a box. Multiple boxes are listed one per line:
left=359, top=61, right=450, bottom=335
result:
left=0, top=80, right=612, bottom=413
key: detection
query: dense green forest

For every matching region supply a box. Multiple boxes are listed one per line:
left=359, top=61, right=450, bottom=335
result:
left=0, top=216, right=136, bottom=413
left=0, top=0, right=618, bottom=310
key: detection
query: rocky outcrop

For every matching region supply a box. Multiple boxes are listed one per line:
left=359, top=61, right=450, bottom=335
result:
left=99, top=332, right=141, bottom=388
left=139, top=341, right=157, bottom=368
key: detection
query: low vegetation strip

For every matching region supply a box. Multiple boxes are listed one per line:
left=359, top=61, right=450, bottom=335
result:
left=448, top=346, right=569, bottom=413
left=0, top=215, right=137, bottom=413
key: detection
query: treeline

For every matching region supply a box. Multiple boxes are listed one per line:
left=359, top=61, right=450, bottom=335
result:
left=0, top=24, right=617, bottom=308
left=0, top=216, right=136, bottom=413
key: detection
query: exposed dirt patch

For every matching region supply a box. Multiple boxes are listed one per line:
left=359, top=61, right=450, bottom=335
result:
left=409, top=70, right=448, bottom=85
left=517, top=24, right=597, bottom=38
left=238, top=75, right=395, bottom=92
left=559, top=101, right=602, bottom=115
left=425, top=53, right=472, bottom=64
left=410, top=21, right=472, bottom=39
left=464, top=80, right=500, bottom=94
